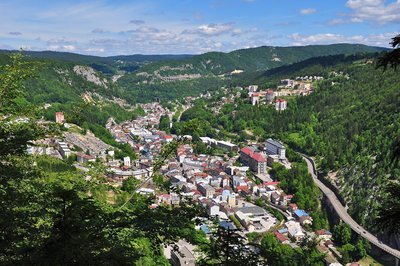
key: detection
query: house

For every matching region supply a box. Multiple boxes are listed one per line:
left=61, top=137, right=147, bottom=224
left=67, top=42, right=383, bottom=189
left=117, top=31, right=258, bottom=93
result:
left=163, top=135, right=174, bottom=143
left=279, top=193, right=288, bottom=205
left=158, top=194, right=171, bottom=205
left=247, top=85, right=258, bottom=93
left=228, top=194, right=236, bottom=207
left=197, top=183, right=215, bottom=198
left=275, top=98, right=287, bottom=111
left=299, top=215, right=313, bottom=226
left=55, top=112, right=65, bottom=124
left=171, top=246, right=196, bottom=266
left=270, top=192, right=280, bottom=205
left=207, top=203, right=220, bottom=217
left=294, top=209, right=309, bottom=219
left=294, top=209, right=313, bottom=226
left=57, top=141, right=71, bottom=158
left=266, top=89, right=275, bottom=103
left=170, top=193, right=180, bottom=205
left=315, top=229, right=333, bottom=241
left=123, top=156, right=131, bottom=167
left=251, top=93, right=260, bottom=106
left=77, top=153, right=96, bottom=164
left=285, top=220, right=305, bottom=242
left=274, top=231, right=290, bottom=244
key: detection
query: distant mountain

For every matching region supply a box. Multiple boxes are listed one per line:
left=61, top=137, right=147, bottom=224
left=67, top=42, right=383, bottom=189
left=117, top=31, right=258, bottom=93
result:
left=232, top=52, right=383, bottom=86
left=0, top=50, right=194, bottom=75
left=0, top=43, right=388, bottom=104
left=0, top=49, right=193, bottom=64
left=117, top=43, right=387, bottom=85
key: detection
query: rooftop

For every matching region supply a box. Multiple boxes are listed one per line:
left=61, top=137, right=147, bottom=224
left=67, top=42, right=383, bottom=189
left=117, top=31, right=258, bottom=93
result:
left=294, top=209, right=309, bottom=218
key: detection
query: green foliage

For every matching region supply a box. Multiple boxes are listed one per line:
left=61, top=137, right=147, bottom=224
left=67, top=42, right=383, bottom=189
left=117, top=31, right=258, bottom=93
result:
left=0, top=54, right=203, bottom=265
left=260, top=233, right=324, bottom=266
left=158, top=114, right=170, bottom=132
left=122, top=177, right=141, bottom=193
left=333, top=223, right=352, bottom=246
left=199, top=227, right=264, bottom=266
left=376, top=181, right=400, bottom=234
left=377, top=34, right=400, bottom=70
left=36, top=155, right=76, bottom=172
left=228, top=215, right=242, bottom=229
left=339, top=243, right=355, bottom=264
left=270, top=162, right=321, bottom=211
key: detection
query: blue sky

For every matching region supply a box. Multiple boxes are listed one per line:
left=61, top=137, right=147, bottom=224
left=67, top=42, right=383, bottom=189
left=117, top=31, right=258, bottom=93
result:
left=0, top=0, right=399, bottom=55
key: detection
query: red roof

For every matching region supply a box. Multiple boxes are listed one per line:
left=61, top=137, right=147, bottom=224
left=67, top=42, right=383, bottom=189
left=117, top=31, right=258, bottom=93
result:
left=252, top=153, right=266, bottom=162
left=241, top=147, right=253, bottom=156
left=315, top=229, right=332, bottom=236
left=164, top=135, right=173, bottom=139
left=265, top=181, right=280, bottom=186
left=192, top=190, right=202, bottom=195
left=77, top=153, right=95, bottom=159
left=235, top=185, right=248, bottom=191
left=241, top=147, right=266, bottom=162
left=276, top=98, right=287, bottom=103
left=194, top=172, right=208, bottom=177
left=274, top=231, right=288, bottom=243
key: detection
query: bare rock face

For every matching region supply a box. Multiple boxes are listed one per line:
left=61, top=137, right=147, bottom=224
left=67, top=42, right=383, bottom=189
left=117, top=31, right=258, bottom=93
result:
left=73, top=65, right=108, bottom=88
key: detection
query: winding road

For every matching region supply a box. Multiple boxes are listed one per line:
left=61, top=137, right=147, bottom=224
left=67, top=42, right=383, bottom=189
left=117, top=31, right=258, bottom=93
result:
left=302, top=155, right=400, bottom=260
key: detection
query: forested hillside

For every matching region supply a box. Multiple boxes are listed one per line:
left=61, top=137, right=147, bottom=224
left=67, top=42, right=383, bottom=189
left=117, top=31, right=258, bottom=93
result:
left=0, top=44, right=386, bottom=105
left=173, top=54, right=400, bottom=231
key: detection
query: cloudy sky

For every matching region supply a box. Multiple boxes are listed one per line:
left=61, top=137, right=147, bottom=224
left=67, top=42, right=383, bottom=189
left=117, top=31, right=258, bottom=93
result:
left=0, top=0, right=399, bottom=56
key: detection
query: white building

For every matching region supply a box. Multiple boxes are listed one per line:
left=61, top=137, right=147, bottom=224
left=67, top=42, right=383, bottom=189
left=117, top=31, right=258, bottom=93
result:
left=251, top=93, right=260, bottom=106
left=247, top=85, right=259, bottom=93
left=266, top=138, right=286, bottom=160
left=207, top=203, right=220, bottom=217
left=275, top=98, right=287, bottom=111
left=57, top=141, right=71, bottom=158
left=199, top=137, right=238, bottom=152
left=285, top=220, right=305, bottom=242
left=130, top=128, right=152, bottom=138
left=123, top=156, right=131, bottom=167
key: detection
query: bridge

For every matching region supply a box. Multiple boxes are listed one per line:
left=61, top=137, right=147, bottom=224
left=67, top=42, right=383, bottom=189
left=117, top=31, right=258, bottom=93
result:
left=302, top=155, right=400, bottom=262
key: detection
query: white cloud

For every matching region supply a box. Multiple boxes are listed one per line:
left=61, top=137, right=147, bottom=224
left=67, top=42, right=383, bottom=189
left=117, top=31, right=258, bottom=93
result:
left=289, top=32, right=396, bottom=47
left=182, top=23, right=236, bottom=37
left=46, top=38, right=78, bottom=52
left=300, top=8, right=317, bottom=15
left=346, top=0, right=400, bottom=24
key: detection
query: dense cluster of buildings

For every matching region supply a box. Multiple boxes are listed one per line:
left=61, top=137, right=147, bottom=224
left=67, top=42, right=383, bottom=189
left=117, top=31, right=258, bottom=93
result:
left=30, top=89, right=345, bottom=265
left=247, top=76, right=321, bottom=110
